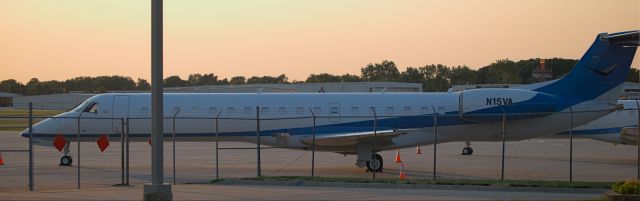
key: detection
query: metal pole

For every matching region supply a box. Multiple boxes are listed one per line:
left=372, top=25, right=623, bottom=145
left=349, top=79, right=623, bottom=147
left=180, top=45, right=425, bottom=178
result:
left=121, top=118, right=125, bottom=185
left=172, top=116, right=176, bottom=185
left=215, top=111, right=221, bottom=180
left=432, top=110, right=437, bottom=180
left=256, top=106, right=261, bottom=177
left=500, top=112, right=505, bottom=181
left=28, top=102, right=34, bottom=191
left=569, top=106, right=573, bottom=182
left=309, top=108, right=316, bottom=177
left=636, top=100, right=639, bottom=180
left=371, top=107, right=377, bottom=179
left=125, top=117, right=130, bottom=185
left=76, top=113, right=83, bottom=189
left=145, top=0, right=170, bottom=198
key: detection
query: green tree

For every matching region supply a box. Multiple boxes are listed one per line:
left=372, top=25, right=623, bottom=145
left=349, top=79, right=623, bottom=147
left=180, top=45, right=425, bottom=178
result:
left=229, top=76, right=246, bottom=85
left=306, top=73, right=342, bottom=83
left=137, top=78, right=151, bottom=90
left=400, top=67, right=423, bottom=83
left=164, top=75, right=187, bottom=87
left=361, top=60, right=400, bottom=81
left=0, top=79, right=24, bottom=94
left=449, top=65, right=477, bottom=85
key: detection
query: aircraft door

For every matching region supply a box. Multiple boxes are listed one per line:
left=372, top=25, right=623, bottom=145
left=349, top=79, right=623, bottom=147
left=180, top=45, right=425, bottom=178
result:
left=329, top=103, right=340, bottom=122
left=112, top=95, right=130, bottom=133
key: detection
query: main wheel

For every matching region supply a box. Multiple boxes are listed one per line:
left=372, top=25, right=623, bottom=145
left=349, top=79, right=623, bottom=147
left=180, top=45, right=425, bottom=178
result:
left=462, top=147, right=474, bottom=155
left=60, top=155, right=73, bottom=166
left=366, top=154, right=383, bottom=172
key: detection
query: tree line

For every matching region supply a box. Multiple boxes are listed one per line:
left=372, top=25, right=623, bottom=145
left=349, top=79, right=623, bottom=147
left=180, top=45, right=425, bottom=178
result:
left=1, top=58, right=638, bottom=95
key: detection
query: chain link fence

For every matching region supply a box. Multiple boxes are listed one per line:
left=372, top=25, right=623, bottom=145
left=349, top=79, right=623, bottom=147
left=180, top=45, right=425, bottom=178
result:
left=0, top=104, right=638, bottom=191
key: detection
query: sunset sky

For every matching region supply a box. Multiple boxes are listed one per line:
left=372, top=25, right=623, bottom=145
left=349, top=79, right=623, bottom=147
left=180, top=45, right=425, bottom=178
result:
left=1, top=0, right=639, bottom=83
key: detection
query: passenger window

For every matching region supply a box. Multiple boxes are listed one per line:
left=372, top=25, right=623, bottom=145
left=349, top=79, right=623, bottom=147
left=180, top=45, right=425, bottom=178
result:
left=244, top=107, right=252, bottom=115
left=351, top=107, right=359, bottom=114
left=313, top=107, right=322, bottom=114
left=209, top=107, right=217, bottom=115
left=296, top=107, right=304, bottom=114
left=226, top=107, right=235, bottom=115
left=172, top=107, right=181, bottom=114
left=278, top=107, right=286, bottom=114
left=421, top=106, right=429, bottom=114
left=386, top=107, right=394, bottom=114
left=403, top=106, right=411, bottom=114
left=261, top=107, right=269, bottom=114
left=190, top=107, right=198, bottom=114
left=141, top=107, right=149, bottom=114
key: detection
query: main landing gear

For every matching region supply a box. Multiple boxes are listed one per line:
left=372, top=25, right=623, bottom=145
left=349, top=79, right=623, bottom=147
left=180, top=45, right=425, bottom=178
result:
left=366, top=154, right=383, bottom=172
left=60, top=140, right=73, bottom=166
left=462, top=141, right=474, bottom=155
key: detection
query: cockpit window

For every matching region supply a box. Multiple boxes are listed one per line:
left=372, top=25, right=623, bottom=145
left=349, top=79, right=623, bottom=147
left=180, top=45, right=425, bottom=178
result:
left=84, top=102, right=98, bottom=113
left=73, top=101, right=98, bottom=113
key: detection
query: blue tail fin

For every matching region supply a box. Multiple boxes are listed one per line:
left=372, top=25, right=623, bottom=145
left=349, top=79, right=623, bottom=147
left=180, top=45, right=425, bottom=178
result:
left=534, top=31, right=639, bottom=104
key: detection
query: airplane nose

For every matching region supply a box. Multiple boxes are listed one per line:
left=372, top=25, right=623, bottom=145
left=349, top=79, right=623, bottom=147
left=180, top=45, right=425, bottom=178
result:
left=19, top=128, right=29, bottom=138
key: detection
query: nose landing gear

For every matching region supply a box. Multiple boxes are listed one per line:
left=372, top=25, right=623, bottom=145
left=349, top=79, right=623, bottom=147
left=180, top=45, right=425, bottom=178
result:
left=59, top=140, right=73, bottom=166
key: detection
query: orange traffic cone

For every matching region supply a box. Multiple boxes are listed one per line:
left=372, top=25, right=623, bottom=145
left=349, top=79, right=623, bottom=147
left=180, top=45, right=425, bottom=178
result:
left=0, top=152, right=5, bottom=165
left=416, top=146, right=422, bottom=154
left=399, top=163, right=406, bottom=180
left=394, top=149, right=402, bottom=163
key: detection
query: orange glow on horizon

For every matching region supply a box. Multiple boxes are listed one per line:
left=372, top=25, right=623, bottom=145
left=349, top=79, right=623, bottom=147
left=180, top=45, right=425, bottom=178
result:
left=1, top=0, right=638, bottom=83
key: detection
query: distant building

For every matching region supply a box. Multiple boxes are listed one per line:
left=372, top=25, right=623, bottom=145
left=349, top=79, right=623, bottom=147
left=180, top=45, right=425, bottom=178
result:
left=160, top=82, right=422, bottom=93
left=13, top=93, right=94, bottom=110
left=11, top=82, right=422, bottom=110
left=0, top=92, right=20, bottom=107
left=531, top=59, right=553, bottom=83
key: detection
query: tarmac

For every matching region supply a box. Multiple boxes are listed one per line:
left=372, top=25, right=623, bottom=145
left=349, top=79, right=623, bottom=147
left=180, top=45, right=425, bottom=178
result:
left=0, top=130, right=638, bottom=200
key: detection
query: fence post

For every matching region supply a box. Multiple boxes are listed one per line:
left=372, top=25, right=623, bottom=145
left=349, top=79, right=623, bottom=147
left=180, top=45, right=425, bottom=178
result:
left=309, top=108, right=317, bottom=177
left=371, top=107, right=377, bottom=179
left=256, top=106, right=261, bottom=177
left=635, top=100, right=639, bottom=181
left=569, top=106, right=573, bottom=182
left=172, top=116, right=176, bottom=185
left=125, top=117, right=129, bottom=185
left=121, top=118, right=125, bottom=185
left=215, top=111, right=222, bottom=180
left=432, top=107, right=438, bottom=180
left=76, top=113, right=83, bottom=189
left=28, top=102, right=34, bottom=191
left=501, top=112, right=506, bottom=181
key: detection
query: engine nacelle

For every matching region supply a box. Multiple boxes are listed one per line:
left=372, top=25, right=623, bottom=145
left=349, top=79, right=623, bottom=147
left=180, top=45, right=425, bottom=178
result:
left=459, top=88, right=558, bottom=122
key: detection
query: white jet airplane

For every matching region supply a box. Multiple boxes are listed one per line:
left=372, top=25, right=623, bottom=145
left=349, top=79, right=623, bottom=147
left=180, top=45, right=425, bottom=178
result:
left=21, top=31, right=639, bottom=172
left=555, top=99, right=638, bottom=145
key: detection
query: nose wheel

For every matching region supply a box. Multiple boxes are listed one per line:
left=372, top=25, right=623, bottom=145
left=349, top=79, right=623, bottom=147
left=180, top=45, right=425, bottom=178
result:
left=60, top=155, right=73, bottom=166
left=462, top=141, right=473, bottom=155
left=366, top=154, right=383, bottom=172
left=59, top=140, right=73, bottom=166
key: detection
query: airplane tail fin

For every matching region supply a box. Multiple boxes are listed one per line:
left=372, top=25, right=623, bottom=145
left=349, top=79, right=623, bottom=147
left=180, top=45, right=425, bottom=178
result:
left=534, top=31, right=639, bottom=105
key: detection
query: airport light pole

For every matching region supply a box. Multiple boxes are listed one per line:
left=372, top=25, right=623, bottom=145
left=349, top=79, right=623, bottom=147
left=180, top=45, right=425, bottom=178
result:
left=144, top=0, right=172, bottom=200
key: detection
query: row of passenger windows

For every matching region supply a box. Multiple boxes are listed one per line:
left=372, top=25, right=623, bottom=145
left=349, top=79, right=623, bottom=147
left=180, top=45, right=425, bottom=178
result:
left=137, top=106, right=436, bottom=115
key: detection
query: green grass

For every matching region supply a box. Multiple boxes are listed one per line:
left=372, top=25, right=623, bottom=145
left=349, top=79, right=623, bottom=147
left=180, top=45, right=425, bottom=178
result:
left=0, top=109, right=64, bottom=131
left=212, top=176, right=614, bottom=189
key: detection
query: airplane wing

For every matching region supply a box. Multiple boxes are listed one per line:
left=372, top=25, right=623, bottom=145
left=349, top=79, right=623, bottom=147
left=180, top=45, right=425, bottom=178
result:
left=299, top=129, right=408, bottom=147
